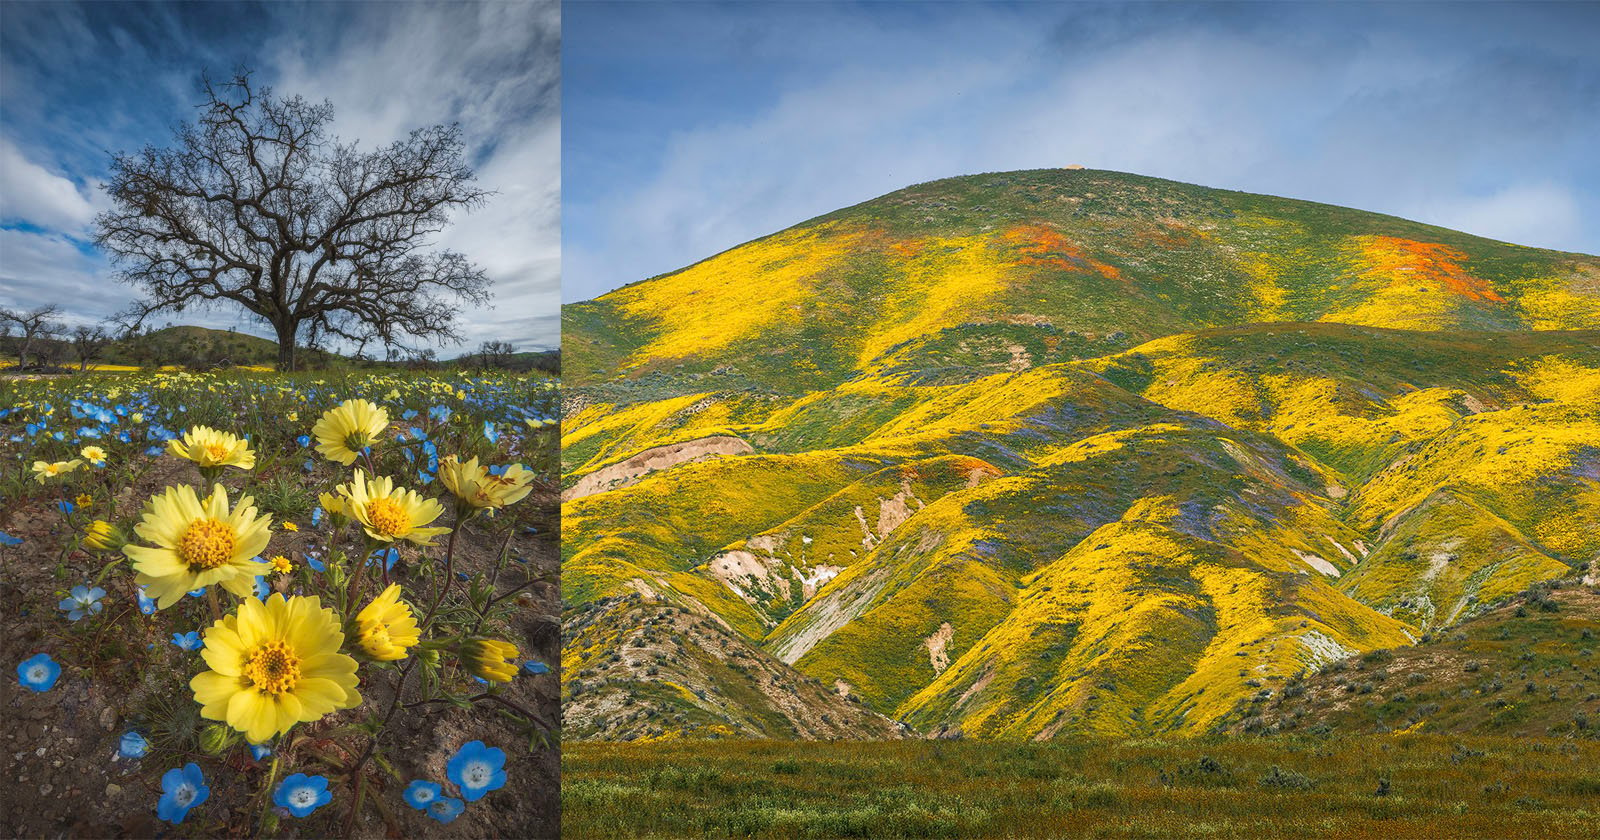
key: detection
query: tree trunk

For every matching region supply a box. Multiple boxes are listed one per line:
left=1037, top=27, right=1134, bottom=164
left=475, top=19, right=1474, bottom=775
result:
left=275, top=321, right=297, bottom=372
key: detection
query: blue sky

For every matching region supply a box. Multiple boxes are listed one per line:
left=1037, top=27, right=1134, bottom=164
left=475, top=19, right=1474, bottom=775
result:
left=0, top=0, right=560, bottom=352
left=564, top=0, right=1600, bottom=302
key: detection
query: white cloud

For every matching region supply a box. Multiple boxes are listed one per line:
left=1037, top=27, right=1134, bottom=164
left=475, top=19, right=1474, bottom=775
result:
left=566, top=7, right=1598, bottom=300
left=265, top=1, right=561, bottom=350
left=0, top=136, right=102, bottom=234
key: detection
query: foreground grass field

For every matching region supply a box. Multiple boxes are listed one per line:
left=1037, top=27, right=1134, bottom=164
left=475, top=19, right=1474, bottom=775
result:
left=563, top=737, right=1600, bottom=838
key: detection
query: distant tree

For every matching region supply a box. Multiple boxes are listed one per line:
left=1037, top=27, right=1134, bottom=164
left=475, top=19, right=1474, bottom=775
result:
left=94, top=72, right=491, bottom=371
left=70, top=324, right=115, bottom=372
left=477, top=340, right=515, bottom=369
left=0, top=305, right=63, bottom=368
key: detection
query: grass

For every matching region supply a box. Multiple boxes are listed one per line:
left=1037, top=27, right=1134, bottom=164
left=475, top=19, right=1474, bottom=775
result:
left=563, top=736, right=1600, bottom=838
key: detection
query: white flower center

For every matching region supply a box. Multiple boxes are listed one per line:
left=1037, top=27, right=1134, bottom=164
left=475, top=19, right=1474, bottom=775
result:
left=27, top=665, right=46, bottom=681
left=464, top=761, right=490, bottom=787
left=415, top=788, right=435, bottom=803
left=174, top=785, right=195, bottom=807
left=292, top=788, right=317, bottom=807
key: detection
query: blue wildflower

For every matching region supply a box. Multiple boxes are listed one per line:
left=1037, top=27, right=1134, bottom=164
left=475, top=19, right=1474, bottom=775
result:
left=17, top=653, right=61, bottom=692
left=296, top=434, right=311, bottom=448
left=304, top=552, right=326, bottom=572
left=119, top=730, right=151, bottom=759
left=188, top=587, right=207, bottom=598
left=369, top=547, right=399, bottom=571
left=427, top=796, right=465, bottom=824
left=403, top=780, right=442, bottom=810
left=253, top=575, right=269, bottom=600
left=0, top=531, right=22, bottom=546
left=446, top=740, right=506, bottom=802
left=58, top=585, right=106, bottom=621
left=274, top=773, right=332, bottom=818
left=401, top=409, right=419, bottom=421
left=483, top=421, right=498, bottom=444
left=137, top=587, right=157, bottom=615
left=157, top=763, right=209, bottom=824
left=171, top=631, right=202, bottom=651
left=144, top=445, right=164, bottom=456
left=311, top=507, right=324, bottom=528
left=56, top=500, right=74, bottom=515
left=522, top=660, right=551, bottom=675
left=250, top=743, right=272, bottom=761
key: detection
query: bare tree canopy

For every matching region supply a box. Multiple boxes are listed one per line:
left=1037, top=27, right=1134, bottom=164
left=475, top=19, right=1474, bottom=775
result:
left=1, top=304, right=63, bottom=369
left=94, top=72, right=492, bottom=370
left=70, top=324, right=114, bottom=372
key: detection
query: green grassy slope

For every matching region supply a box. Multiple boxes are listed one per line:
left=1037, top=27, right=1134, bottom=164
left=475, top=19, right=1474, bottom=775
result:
left=561, top=169, right=1600, bottom=741
left=1233, top=578, right=1600, bottom=737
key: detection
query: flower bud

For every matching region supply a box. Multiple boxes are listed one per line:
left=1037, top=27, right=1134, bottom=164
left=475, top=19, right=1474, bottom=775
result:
left=82, top=520, right=127, bottom=552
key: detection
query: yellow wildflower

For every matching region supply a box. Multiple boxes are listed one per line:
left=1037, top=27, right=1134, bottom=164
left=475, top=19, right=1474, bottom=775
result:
left=353, top=584, right=420, bottom=661
left=122, top=484, right=273, bottom=609
left=269, top=555, right=294, bottom=575
left=464, top=639, right=519, bottom=683
left=80, top=445, right=107, bottom=466
left=190, top=594, right=361, bottom=743
left=32, top=459, right=83, bottom=483
left=167, top=426, right=255, bottom=470
left=311, top=399, right=389, bottom=465
left=438, top=456, right=535, bottom=511
left=340, top=470, right=450, bottom=546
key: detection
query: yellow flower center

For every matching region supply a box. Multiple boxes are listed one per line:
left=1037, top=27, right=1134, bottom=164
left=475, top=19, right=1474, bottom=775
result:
left=242, top=640, right=301, bottom=696
left=179, top=518, right=237, bottom=570
left=365, top=498, right=409, bottom=536
left=358, top=618, right=393, bottom=655
left=204, top=443, right=229, bottom=462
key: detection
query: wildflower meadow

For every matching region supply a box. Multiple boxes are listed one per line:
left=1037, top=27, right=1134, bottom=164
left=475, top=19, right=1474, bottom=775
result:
left=1, top=369, right=559, bottom=837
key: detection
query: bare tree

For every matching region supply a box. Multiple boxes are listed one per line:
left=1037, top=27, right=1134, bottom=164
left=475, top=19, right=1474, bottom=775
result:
left=477, top=339, right=515, bottom=369
left=0, top=305, right=63, bottom=369
left=70, top=324, right=115, bottom=372
left=94, top=72, right=492, bottom=371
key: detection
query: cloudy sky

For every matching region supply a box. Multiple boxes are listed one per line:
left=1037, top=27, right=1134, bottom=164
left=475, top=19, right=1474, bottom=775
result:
left=0, top=0, right=560, bottom=352
left=564, top=0, right=1599, bottom=302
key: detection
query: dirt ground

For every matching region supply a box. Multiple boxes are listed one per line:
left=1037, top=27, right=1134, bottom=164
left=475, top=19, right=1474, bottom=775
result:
left=1, top=456, right=561, bottom=839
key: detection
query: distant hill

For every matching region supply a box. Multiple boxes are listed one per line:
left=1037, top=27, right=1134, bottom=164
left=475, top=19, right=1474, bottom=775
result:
left=567, top=168, right=1598, bottom=392
left=103, top=325, right=337, bottom=368
left=561, top=169, right=1600, bottom=742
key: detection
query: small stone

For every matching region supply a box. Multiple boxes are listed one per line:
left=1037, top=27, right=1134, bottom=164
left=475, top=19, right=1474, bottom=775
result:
left=105, top=784, right=122, bottom=797
left=39, top=785, right=52, bottom=795
left=34, top=747, right=46, bottom=757
left=99, top=707, right=116, bottom=731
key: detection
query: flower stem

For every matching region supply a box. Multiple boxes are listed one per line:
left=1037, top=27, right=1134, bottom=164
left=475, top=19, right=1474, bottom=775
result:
left=205, top=587, right=222, bottom=622
left=259, top=753, right=281, bottom=834
left=421, top=508, right=465, bottom=632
